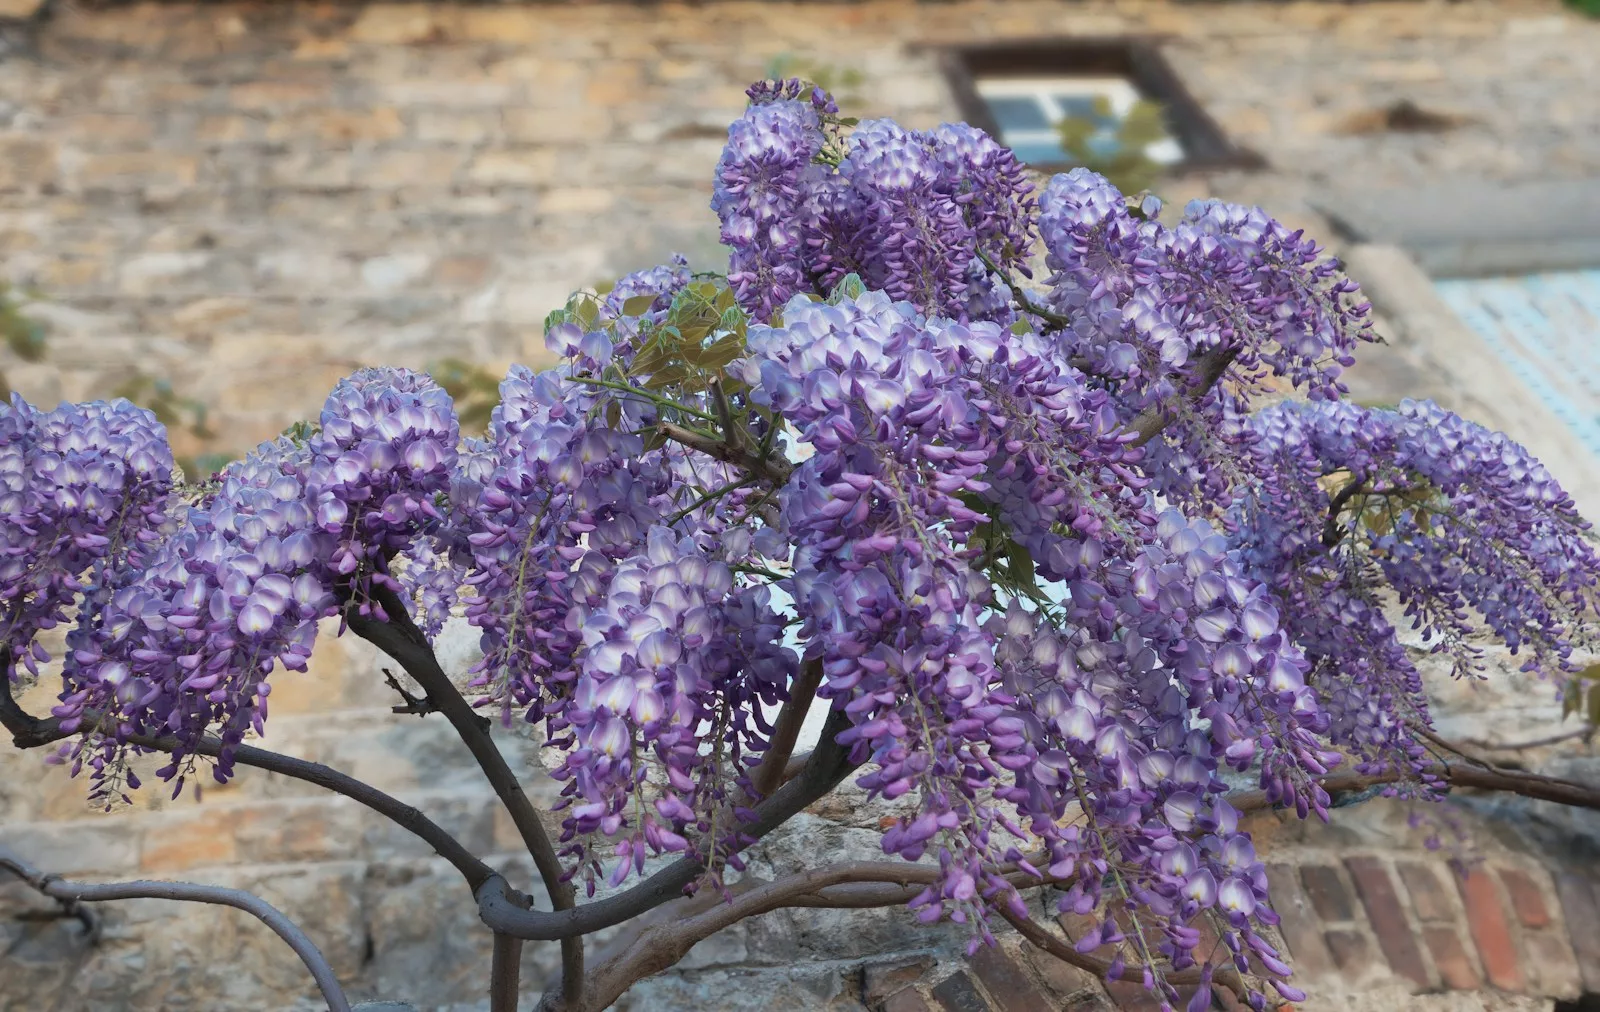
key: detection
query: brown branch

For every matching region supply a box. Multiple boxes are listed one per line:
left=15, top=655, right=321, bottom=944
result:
left=0, top=657, right=496, bottom=893
left=1461, top=725, right=1595, bottom=752
left=478, top=707, right=858, bottom=943
left=1, top=848, right=351, bottom=1012
left=1226, top=762, right=1600, bottom=813
left=344, top=585, right=584, bottom=1007
left=749, top=658, right=823, bottom=798
left=1320, top=477, right=1366, bottom=549
left=490, top=932, right=523, bottom=1012
left=659, top=421, right=794, bottom=485
left=382, top=666, right=437, bottom=718
left=1129, top=346, right=1240, bottom=446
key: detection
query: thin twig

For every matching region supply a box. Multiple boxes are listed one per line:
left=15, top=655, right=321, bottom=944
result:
left=1461, top=725, right=1596, bottom=752
left=659, top=421, right=794, bottom=485
left=383, top=667, right=436, bottom=718
left=0, top=849, right=351, bottom=1012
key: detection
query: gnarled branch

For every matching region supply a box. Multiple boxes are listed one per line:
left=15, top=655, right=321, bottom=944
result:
left=345, top=584, right=584, bottom=1006
left=478, top=707, right=858, bottom=943
left=1129, top=346, right=1240, bottom=446
left=1, top=848, right=351, bottom=1012
left=749, top=658, right=822, bottom=798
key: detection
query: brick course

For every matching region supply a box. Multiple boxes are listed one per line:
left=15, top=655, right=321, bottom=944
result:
left=1344, top=856, right=1432, bottom=987
left=1458, top=867, right=1525, bottom=993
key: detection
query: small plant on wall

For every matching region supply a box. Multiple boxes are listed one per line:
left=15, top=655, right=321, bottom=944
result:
left=4, top=79, right=1600, bottom=1012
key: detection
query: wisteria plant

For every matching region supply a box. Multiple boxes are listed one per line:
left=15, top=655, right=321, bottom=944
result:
left=4, top=80, right=1600, bottom=1012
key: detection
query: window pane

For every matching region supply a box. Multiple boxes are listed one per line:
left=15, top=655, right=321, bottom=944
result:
left=1008, top=138, right=1071, bottom=166
left=984, top=96, right=1051, bottom=132
left=1054, top=96, right=1116, bottom=129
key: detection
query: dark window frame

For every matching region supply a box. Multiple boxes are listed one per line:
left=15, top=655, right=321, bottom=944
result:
left=935, top=37, right=1265, bottom=175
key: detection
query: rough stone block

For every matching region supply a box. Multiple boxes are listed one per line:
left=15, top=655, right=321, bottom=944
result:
left=0, top=820, right=140, bottom=875
left=0, top=0, right=46, bottom=18
left=467, top=149, right=558, bottom=187
left=1555, top=873, right=1600, bottom=991
left=882, top=988, right=934, bottom=1012
left=1457, top=867, right=1524, bottom=993
left=968, top=943, right=1050, bottom=1010
left=0, top=138, right=57, bottom=190
left=139, top=807, right=239, bottom=871
left=930, top=971, right=990, bottom=1012
left=1344, top=856, right=1431, bottom=987
left=864, top=957, right=935, bottom=1005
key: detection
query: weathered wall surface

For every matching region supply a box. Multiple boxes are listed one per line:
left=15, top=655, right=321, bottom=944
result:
left=1, top=0, right=1600, bottom=457
left=4, top=2, right=1600, bottom=1011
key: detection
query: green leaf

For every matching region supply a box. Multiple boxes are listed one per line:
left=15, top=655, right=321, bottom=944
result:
left=1577, top=662, right=1600, bottom=682
left=1588, top=683, right=1600, bottom=728
left=699, top=333, right=745, bottom=372
left=1006, top=539, right=1041, bottom=597
left=643, top=363, right=689, bottom=390
left=829, top=273, right=867, bottom=304
left=622, top=294, right=658, bottom=317
left=572, top=296, right=599, bottom=331
left=1564, top=679, right=1582, bottom=719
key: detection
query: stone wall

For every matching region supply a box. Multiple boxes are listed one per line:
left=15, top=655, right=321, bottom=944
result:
left=1, top=0, right=1599, bottom=458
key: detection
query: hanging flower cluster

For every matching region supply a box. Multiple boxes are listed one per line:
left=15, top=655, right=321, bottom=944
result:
left=7, top=80, right=1598, bottom=1011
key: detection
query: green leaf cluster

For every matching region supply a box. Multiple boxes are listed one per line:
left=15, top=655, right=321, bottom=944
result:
left=623, top=279, right=747, bottom=396
left=1562, top=663, right=1600, bottom=729
left=0, top=283, right=48, bottom=402
left=1056, top=97, right=1171, bottom=197
left=429, top=357, right=503, bottom=435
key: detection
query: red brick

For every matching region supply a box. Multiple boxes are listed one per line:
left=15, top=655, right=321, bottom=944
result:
left=968, top=944, right=1051, bottom=1011
left=1457, top=867, right=1525, bottom=992
left=1344, top=856, right=1432, bottom=987
left=1324, top=929, right=1375, bottom=976
left=1397, top=862, right=1456, bottom=923
left=1498, top=868, right=1552, bottom=928
left=865, top=957, right=935, bottom=1005
left=1299, top=864, right=1356, bottom=922
left=883, top=988, right=935, bottom=1012
left=1422, top=926, right=1480, bottom=990
left=1265, top=864, right=1334, bottom=975
left=931, top=971, right=991, bottom=1012
left=1555, top=873, right=1600, bottom=992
